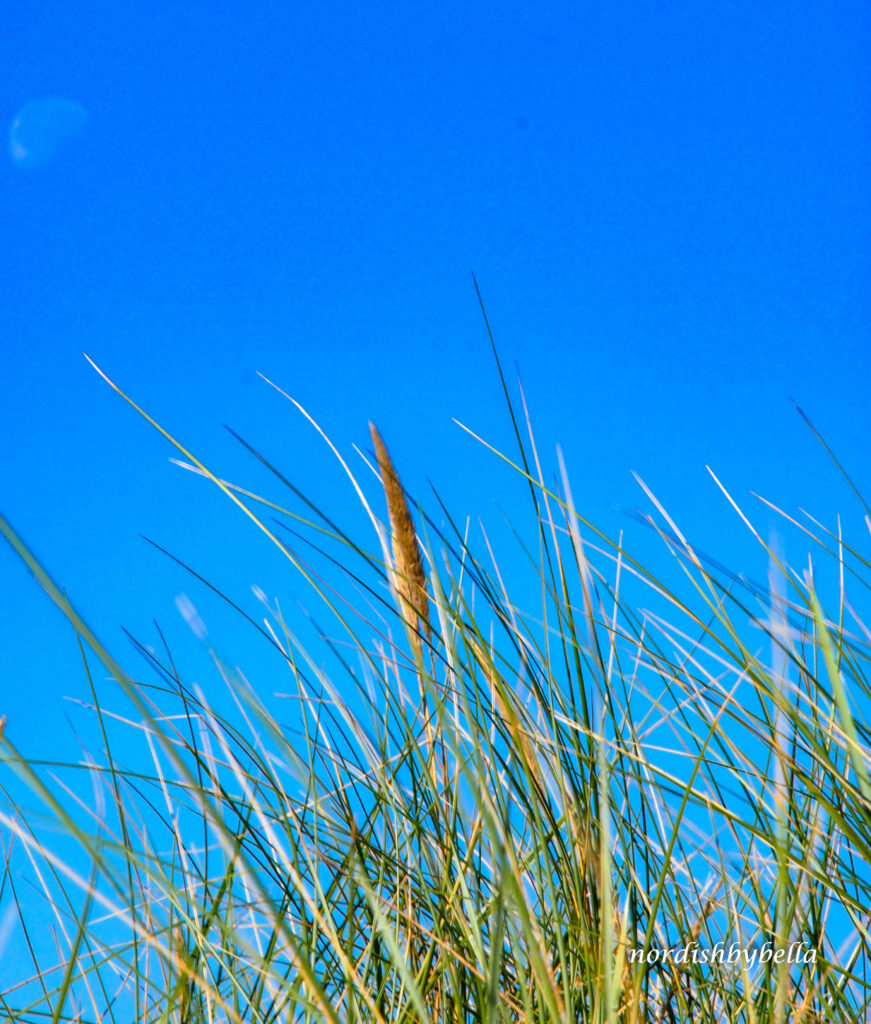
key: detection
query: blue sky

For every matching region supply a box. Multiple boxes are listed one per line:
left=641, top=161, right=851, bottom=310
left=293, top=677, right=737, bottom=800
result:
left=1, top=0, right=869, bottom=758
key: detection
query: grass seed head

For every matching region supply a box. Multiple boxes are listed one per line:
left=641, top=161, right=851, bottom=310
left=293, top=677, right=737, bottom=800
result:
left=369, top=422, right=431, bottom=653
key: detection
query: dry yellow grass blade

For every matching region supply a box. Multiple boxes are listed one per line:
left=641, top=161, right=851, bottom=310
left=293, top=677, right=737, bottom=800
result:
left=369, top=423, right=431, bottom=656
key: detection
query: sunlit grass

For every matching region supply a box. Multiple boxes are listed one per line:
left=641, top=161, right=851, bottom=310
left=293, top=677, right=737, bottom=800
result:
left=1, top=336, right=869, bottom=1022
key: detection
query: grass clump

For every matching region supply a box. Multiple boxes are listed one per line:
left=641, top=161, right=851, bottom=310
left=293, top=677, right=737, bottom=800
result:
left=0, top=348, right=869, bottom=1023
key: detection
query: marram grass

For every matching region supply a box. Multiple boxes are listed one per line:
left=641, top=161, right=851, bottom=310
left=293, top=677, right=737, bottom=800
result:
left=1, top=354, right=870, bottom=1024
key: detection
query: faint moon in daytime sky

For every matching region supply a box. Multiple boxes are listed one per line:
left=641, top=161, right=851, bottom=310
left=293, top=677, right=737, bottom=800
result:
left=9, top=98, right=88, bottom=169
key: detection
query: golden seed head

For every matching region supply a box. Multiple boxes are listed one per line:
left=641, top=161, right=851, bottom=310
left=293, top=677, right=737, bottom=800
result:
left=369, top=422, right=431, bottom=651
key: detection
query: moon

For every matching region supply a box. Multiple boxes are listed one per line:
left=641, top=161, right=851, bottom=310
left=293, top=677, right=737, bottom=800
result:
left=9, top=98, right=88, bottom=169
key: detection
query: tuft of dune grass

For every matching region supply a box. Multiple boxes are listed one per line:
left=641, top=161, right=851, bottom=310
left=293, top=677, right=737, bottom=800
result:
left=1, top=359, right=869, bottom=1023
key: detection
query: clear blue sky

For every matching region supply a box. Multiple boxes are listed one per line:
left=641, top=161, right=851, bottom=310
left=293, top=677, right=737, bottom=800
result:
left=1, top=0, right=869, bottom=755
